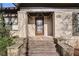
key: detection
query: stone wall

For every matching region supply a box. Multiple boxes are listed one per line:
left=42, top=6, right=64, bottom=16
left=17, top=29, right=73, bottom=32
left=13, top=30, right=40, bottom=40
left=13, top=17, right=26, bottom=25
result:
left=55, top=12, right=72, bottom=39
left=28, top=24, right=35, bottom=37
left=17, top=9, right=79, bottom=48
left=7, top=38, right=26, bottom=56
left=9, top=8, right=79, bottom=55
left=18, top=11, right=28, bottom=38
left=28, top=15, right=52, bottom=37
left=10, top=31, right=19, bottom=37
left=54, top=12, right=79, bottom=48
left=28, top=24, right=47, bottom=37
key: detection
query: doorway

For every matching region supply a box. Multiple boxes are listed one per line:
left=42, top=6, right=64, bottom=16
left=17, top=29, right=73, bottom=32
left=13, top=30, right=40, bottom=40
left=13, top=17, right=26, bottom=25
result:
left=35, top=15, right=44, bottom=35
left=28, top=12, right=53, bottom=36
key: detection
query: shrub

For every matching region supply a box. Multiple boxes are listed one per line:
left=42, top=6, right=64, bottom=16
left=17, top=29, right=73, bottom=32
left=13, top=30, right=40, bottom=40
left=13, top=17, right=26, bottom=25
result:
left=0, top=36, right=14, bottom=56
left=0, top=12, right=14, bottom=56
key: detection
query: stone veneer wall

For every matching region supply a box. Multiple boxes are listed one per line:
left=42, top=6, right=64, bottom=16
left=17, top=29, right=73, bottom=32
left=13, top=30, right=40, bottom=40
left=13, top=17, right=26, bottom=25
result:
left=8, top=8, right=79, bottom=56
left=18, top=11, right=28, bottom=38
left=17, top=8, right=79, bottom=47
left=55, top=12, right=72, bottom=39
left=28, top=24, right=47, bottom=37
left=28, top=24, right=35, bottom=37
left=10, top=31, right=19, bottom=37
left=28, top=16, right=52, bottom=37
left=54, top=12, right=79, bottom=47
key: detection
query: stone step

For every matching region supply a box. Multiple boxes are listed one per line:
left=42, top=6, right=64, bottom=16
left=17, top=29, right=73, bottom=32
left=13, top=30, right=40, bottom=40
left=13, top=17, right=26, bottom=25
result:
left=28, top=36, right=59, bottom=56
left=29, top=42, right=54, bottom=44
left=29, top=51, right=57, bottom=53
left=29, top=36, right=53, bottom=40
left=29, top=40, right=54, bottom=42
left=29, top=48, right=56, bottom=51
left=29, top=45, right=56, bottom=48
left=29, top=53, right=59, bottom=56
left=28, top=51, right=59, bottom=56
left=29, top=41, right=55, bottom=45
left=28, top=46, right=55, bottom=49
left=29, top=51, right=58, bottom=53
left=29, top=44, right=56, bottom=48
left=29, top=39, right=54, bottom=42
left=29, top=44, right=56, bottom=47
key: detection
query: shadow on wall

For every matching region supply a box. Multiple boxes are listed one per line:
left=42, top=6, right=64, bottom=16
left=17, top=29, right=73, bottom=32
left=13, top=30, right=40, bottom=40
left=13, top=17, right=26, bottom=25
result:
left=53, top=38, right=62, bottom=56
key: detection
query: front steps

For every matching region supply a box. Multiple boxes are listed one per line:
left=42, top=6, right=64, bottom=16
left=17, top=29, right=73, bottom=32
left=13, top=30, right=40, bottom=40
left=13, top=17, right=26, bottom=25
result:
left=28, top=36, right=59, bottom=56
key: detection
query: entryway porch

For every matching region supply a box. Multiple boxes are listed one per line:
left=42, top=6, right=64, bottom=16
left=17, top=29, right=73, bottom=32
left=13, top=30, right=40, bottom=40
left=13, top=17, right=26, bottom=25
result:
left=26, top=12, right=59, bottom=56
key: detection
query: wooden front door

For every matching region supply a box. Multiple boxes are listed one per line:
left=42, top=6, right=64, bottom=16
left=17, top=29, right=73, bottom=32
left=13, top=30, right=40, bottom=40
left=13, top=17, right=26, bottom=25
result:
left=35, top=16, right=44, bottom=35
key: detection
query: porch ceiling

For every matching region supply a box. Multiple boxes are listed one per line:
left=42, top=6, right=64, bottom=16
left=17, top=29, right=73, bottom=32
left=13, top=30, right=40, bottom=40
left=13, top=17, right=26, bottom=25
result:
left=28, top=12, right=52, bottom=16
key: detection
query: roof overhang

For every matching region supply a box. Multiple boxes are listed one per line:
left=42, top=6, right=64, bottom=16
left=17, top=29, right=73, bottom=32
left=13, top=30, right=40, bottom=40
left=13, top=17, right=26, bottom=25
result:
left=19, top=3, right=79, bottom=9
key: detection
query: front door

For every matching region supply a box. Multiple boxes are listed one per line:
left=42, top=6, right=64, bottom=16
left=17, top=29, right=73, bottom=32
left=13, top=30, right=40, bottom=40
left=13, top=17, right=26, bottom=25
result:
left=35, top=16, right=44, bottom=35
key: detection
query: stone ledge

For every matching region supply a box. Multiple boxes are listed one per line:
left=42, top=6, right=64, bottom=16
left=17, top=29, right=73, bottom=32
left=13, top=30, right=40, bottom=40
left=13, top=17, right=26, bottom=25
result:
left=28, top=36, right=53, bottom=40
left=7, top=43, right=24, bottom=56
left=54, top=38, right=74, bottom=56
left=7, top=43, right=23, bottom=49
left=58, top=42, right=74, bottom=56
left=7, top=38, right=26, bottom=56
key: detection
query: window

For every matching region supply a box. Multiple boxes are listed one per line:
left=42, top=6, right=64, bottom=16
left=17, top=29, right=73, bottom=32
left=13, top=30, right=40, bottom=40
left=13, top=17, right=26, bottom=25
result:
left=35, top=16, right=44, bottom=35
left=76, top=14, right=79, bottom=32
left=4, top=16, right=18, bottom=30
left=4, top=17, right=12, bottom=30
left=73, top=13, right=79, bottom=35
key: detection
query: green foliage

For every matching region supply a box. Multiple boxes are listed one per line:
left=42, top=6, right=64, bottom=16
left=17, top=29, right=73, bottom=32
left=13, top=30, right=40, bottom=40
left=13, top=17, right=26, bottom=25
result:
left=0, top=12, right=14, bottom=56
left=0, top=36, right=14, bottom=56
left=0, top=13, right=6, bottom=37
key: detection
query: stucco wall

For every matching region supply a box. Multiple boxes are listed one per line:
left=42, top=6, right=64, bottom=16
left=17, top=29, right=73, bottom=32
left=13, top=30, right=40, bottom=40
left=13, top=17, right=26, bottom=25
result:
left=44, top=16, right=53, bottom=36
